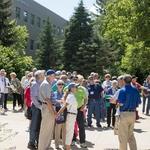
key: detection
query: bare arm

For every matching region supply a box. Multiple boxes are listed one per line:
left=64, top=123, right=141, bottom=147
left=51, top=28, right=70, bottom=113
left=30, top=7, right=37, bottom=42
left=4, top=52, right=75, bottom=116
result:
left=56, top=102, right=68, bottom=117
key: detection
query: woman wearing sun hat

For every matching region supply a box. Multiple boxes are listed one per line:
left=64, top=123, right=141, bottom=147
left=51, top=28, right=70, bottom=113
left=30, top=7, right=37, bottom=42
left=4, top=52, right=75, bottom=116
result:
left=56, top=83, right=78, bottom=150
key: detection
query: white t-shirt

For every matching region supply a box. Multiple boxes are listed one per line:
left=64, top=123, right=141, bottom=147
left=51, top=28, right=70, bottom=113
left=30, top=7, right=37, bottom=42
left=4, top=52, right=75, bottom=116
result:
left=4, top=78, right=10, bottom=93
left=0, top=76, right=5, bottom=93
left=66, top=93, right=77, bottom=114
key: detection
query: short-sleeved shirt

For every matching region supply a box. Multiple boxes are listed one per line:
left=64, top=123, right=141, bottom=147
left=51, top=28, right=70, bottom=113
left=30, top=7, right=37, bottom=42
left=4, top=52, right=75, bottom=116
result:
left=31, top=81, right=42, bottom=109
left=87, top=84, right=103, bottom=100
left=52, top=82, right=68, bottom=92
left=51, top=91, right=64, bottom=107
left=64, top=85, right=87, bottom=108
left=118, top=84, right=141, bottom=111
left=66, top=93, right=77, bottom=114
left=102, top=80, right=112, bottom=92
left=39, top=79, right=51, bottom=102
left=74, top=86, right=87, bottom=108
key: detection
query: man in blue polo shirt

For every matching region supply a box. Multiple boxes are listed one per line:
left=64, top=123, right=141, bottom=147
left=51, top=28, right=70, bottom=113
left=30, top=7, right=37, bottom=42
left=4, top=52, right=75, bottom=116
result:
left=117, top=74, right=141, bottom=150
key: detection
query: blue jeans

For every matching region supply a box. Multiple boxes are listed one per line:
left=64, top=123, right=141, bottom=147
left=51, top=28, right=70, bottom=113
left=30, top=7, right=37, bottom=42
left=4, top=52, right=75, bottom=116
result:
left=87, top=100, right=101, bottom=125
left=29, top=104, right=41, bottom=145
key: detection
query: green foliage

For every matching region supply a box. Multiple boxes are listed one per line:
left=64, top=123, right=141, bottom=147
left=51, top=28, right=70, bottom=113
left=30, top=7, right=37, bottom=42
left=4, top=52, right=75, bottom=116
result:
left=54, top=38, right=64, bottom=70
left=0, top=46, right=33, bottom=79
left=35, top=18, right=56, bottom=70
left=12, top=25, right=29, bottom=55
left=0, top=0, right=17, bottom=47
left=122, top=42, right=150, bottom=74
left=96, top=0, right=150, bottom=78
left=63, top=0, right=94, bottom=73
left=0, top=0, right=33, bottom=78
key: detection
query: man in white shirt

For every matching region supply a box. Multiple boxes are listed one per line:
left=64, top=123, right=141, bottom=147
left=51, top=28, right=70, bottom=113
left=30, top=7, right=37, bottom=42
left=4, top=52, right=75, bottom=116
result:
left=0, top=69, right=6, bottom=114
left=4, top=71, right=10, bottom=110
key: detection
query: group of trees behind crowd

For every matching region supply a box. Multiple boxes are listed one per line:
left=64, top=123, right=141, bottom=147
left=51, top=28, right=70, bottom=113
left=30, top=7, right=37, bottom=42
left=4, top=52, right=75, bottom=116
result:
left=0, top=0, right=149, bottom=82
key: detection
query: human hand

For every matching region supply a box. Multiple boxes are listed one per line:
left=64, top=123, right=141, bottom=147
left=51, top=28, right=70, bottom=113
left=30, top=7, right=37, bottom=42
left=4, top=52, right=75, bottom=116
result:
left=110, top=98, right=116, bottom=104
left=60, top=99, right=65, bottom=104
left=54, top=111, right=57, bottom=118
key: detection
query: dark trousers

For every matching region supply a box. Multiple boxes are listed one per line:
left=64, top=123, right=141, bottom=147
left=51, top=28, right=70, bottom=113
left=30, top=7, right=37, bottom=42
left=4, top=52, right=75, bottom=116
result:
left=13, top=93, right=24, bottom=109
left=87, top=100, right=101, bottom=125
left=29, top=104, right=41, bottom=145
left=0, top=93, right=5, bottom=108
left=146, top=96, right=150, bottom=115
left=107, top=103, right=116, bottom=127
left=73, top=108, right=86, bottom=144
left=4, top=93, right=8, bottom=109
left=142, top=96, right=147, bottom=113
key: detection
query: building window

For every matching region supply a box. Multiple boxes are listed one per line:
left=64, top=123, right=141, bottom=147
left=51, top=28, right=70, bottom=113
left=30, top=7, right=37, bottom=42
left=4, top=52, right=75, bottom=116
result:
left=16, top=7, right=21, bottom=19
left=61, top=28, right=64, bottom=34
left=43, top=20, right=46, bottom=25
left=57, top=27, right=60, bottom=34
left=30, top=39, right=34, bottom=50
left=30, top=14, right=35, bottom=25
left=37, top=17, right=41, bottom=27
left=23, top=11, right=28, bottom=22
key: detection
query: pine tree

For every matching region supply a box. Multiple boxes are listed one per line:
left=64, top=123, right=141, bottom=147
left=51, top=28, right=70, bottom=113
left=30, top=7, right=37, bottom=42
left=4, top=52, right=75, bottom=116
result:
left=35, top=18, right=56, bottom=70
left=0, top=0, right=16, bottom=46
left=63, top=0, right=94, bottom=72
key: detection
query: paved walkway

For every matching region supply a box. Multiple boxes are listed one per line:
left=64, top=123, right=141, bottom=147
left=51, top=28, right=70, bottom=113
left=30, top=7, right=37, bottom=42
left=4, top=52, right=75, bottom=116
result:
left=0, top=105, right=150, bottom=150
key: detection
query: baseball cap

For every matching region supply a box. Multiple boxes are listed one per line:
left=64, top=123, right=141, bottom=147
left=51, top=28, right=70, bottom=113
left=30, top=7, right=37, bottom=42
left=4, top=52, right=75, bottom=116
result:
left=46, top=69, right=55, bottom=76
left=68, top=83, right=77, bottom=90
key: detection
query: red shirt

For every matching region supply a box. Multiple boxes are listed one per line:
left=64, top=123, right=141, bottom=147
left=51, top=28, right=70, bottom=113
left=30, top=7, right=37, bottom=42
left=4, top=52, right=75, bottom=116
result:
left=24, top=86, right=32, bottom=108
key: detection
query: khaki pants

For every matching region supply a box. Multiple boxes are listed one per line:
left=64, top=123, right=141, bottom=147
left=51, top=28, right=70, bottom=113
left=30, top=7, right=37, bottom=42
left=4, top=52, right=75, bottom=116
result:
left=55, top=123, right=66, bottom=147
left=65, top=114, right=77, bottom=145
left=118, top=112, right=137, bottom=150
left=38, top=105, right=55, bottom=150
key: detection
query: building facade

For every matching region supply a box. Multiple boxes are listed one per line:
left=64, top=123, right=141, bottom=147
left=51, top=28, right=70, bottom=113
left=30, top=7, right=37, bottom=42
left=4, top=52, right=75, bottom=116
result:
left=11, top=0, right=67, bottom=56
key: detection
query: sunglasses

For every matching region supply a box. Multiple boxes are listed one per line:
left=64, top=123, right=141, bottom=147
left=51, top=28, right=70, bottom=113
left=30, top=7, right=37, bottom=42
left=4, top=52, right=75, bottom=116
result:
left=58, top=84, right=64, bottom=86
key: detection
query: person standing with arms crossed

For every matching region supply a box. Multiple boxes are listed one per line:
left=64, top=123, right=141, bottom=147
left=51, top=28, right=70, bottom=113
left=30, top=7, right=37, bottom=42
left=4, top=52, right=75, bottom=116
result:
left=117, top=75, right=141, bottom=150
left=38, top=69, right=57, bottom=150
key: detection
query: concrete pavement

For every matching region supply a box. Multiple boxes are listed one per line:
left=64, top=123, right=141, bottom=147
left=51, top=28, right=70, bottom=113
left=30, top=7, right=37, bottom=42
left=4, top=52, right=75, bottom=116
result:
left=0, top=105, right=150, bottom=150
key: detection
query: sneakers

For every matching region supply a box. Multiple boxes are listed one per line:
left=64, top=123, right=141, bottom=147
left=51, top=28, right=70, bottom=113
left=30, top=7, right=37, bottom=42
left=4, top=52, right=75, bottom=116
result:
left=55, top=146, right=61, bottom=150
left=80, top=143, right=87, bottom=148
left=27, top=143, right=37, bottom=150
left=97, top=124, right=102, bottom=128
left=71, top=141, right=76, bottom=146
left=87, top=124, right=92, bottom=127
left=0, top=108, right=5, bottom=115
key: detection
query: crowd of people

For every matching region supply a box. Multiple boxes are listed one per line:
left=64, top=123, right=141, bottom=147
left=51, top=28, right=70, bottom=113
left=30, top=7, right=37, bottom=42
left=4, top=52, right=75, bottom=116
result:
left=0, top=68, right=150, bottom=150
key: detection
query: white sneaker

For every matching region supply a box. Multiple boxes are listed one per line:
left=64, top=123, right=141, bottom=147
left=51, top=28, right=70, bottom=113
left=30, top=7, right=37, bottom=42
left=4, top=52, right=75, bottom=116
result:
left=80, top=143, right=87, bottom=148
left=71, top=141, right=76, bottom=146
left=0, top=108, right=5, bottom=115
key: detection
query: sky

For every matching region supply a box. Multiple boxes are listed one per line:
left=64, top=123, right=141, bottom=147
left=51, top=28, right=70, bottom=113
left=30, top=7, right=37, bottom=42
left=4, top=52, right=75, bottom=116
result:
left=34, top=0, right=96, bottom=20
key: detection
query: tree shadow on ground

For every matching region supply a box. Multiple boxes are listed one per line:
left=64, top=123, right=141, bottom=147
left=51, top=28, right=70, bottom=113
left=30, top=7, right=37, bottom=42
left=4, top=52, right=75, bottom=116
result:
left=71, top=140, right=95, bottom=150
left=133, top=128, right=147, bottom=133
left=139, top=116, right=146, bottom=120
left=85, top=126, right=113, bottom=132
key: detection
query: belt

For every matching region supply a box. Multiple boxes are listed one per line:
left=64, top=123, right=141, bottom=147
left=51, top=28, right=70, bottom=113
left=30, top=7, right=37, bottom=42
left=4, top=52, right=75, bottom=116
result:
left=67, top=112, right=77, bottom=115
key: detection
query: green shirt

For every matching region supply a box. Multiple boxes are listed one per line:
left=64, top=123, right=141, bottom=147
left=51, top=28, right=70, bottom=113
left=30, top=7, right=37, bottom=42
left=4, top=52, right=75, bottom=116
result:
left=75, top=86, right=87, bottom=108
left=64, top=85, right=87, bottom=108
